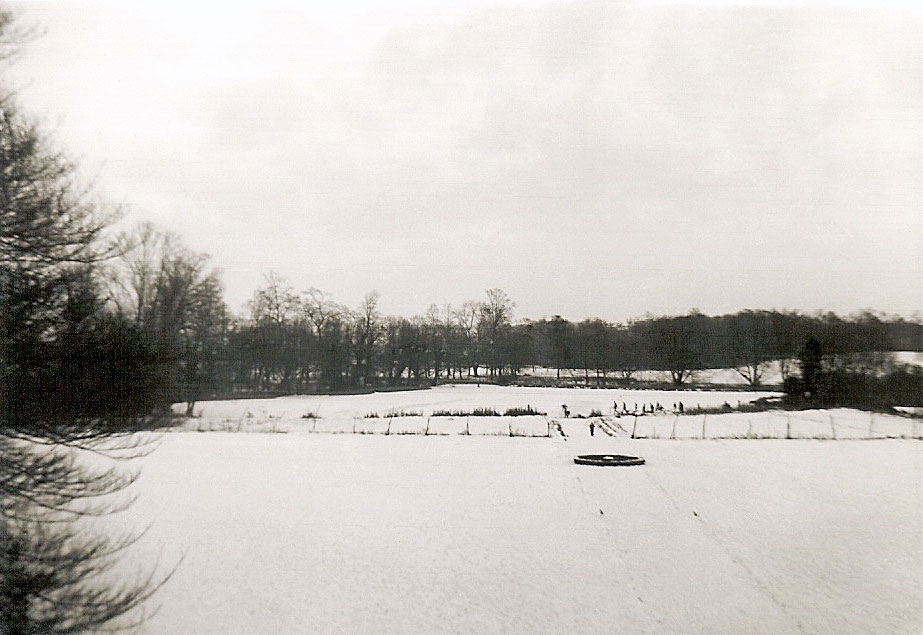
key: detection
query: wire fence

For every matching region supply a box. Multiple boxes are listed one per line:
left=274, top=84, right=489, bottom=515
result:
left=181, top=409, right=919, bottom=440
left=183, top=415, right=552, bottom=437
left=607, top=410, right=922, bottom=440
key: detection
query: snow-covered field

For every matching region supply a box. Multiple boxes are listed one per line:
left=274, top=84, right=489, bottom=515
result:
left=96, top=387, right=923, bottom=633
left=171, top=385, right=919, bottom=440
left=106, top=423, right=921, bottom=634
left=173, top=384, right=776, bottom=432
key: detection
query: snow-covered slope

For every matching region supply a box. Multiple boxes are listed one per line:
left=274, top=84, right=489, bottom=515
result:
left=106, top=430, right=921, bottom=634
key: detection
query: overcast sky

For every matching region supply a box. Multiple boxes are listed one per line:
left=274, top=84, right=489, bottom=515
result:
left=6, top=0, right=922, bottom=322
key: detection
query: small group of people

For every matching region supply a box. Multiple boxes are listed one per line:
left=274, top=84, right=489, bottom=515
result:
left=614, top=401, right=671, bottom=415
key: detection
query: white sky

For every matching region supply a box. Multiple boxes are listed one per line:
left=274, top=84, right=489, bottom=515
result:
left=6, top=0, right=922, bottom=322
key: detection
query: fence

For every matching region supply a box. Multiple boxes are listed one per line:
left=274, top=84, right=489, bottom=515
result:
left=325, top=415, right=551, bottom=437
left=612, top=409, right=922, bottom=440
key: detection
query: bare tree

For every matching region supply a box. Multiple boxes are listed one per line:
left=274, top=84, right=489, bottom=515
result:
left=108, top=222, right=176, bottom=326
left=299, top=287, right=348, bottom=389
left=725, top=310, right=774, bottom=386
left=351, top=291, right=381, bottom=386
left=477, top=288, right=514, bottom=377
left=453, top=301, right=480, bottom=377
left=636, top=314, right=705, bottom=385
left=246, top=272, right=300, bottom=391
left=112, top=224, right=227, bottom=414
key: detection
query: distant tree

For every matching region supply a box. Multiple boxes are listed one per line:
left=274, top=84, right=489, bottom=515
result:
left=317, top=313, right=350, bottom=390
left=574, top=319, right=612, bottom=386
left=610, top=323, right=642, bottom=382
left=504, top=322, right=534, bottom=378
left=725, top=310, right=774, bottom=386
left=478, top=289, right=514, bottom=377
left=800, top=337, right=823, bottom=396
left=546, top=316, right=574, bottom=380
left=380, top=317, right=403, bottom=384
left=453, top=301, right=481, bottom=377
left=113, top=224, right=228, bottom=413
left=351, top=291, right=382, bottom=386
left=301, top=287, right=345, bottom=387
left=636, top=314, right=705, bottom=385
left=422, top=304, right=451, bottom=381
left=246, top=272, right=300, bottom=391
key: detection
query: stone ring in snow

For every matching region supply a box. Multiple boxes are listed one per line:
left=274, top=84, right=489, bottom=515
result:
left=573, top=454, right=645, bottom=467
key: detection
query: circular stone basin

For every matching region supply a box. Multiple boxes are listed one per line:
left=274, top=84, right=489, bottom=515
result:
left=574, top=454, right=645, bottom=467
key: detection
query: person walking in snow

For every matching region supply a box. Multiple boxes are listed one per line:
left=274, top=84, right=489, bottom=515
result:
left=589, top=421, right=595, bottom=437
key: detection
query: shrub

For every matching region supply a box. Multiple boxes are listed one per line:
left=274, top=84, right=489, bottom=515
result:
left=503, top=405, right=547, bottom=416
left=432, top=409, right=468, bottom=417
left=589, top=409, right=603, bottom=417
left=301, top=411, right=320, bottom=419
left=384, top=409, right=422, bottom=417
left=784, top=366, right=923, bottom=410
left=471, top=407, right=500, bottom=416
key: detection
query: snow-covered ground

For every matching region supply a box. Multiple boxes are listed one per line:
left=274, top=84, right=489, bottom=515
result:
left=105, top=428, right=921, bottom=634
left=103, top=385, right=923, bottom=633
left=173, top=384, right=779, bottom=433
left=171, top=385, right=919, bottom=440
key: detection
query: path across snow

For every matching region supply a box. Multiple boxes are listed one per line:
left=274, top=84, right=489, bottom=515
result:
left=107, top=428, right=921, bottom=634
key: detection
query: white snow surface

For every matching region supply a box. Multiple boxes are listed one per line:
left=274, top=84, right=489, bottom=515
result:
left=169, top=385, right=920, bottom=439
left=173, top=384, right=779, bottom=433
left=101, top=394, right=922, bottom=633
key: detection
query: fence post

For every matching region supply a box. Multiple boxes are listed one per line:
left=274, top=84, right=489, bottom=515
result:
left=868, top=411, right=875, bottom=438
left=386, top=418, right=391, bottom=435
left=829, top=413, right=836, bottom=440
left=425, top=417, right=430, bottom=436
left=631, top=416, right=638, bottom=439
left=747, top=419, right=753, bottom=439
left=466, top=416, right=469, bottom=436
left=786, top=415, right=791, bottom=440
left=702, top=414, right=707, bottom=439
left=313, top=418, right=317, bottom=433
left=352, top=418, right=356, bottom=434
left=671, top=415, right=678, bottom=440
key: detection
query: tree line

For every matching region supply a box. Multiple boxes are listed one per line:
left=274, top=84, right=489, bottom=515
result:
left=102, top=238, right=921, bottom=410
